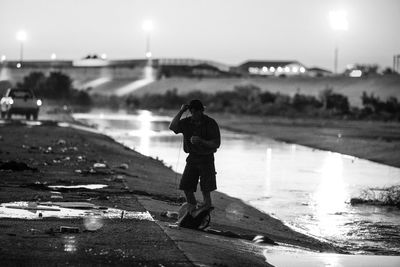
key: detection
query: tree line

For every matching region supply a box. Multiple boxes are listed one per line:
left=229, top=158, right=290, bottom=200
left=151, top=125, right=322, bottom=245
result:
left=17, top=71, right=91, bottom=105
left=126, top=85, right=400, bottom=121
left=16, top=72, right=400, bottom=120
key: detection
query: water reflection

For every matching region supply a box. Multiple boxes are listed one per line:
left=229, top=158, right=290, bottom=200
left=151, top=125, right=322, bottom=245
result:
left=136, top=110, right=152, bottom=155
left=0, top=201, right=154, bottom=221
left=312, top=152, right=347, bottom=237
left=73, top=108, right=400, bottom=254
left=48, top=184, right=108, bottom=190
left=63, top=235, right=77, bottom=253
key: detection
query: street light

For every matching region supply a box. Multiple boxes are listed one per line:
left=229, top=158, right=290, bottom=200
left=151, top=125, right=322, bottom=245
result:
left=16, top=30, right=27, bottom=67
left=142, top=20, right=153, bottom=60
left=329, top=11, right=348, bottom=74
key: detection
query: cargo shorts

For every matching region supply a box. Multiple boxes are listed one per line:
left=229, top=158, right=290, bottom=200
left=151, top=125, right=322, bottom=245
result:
left=179, top=154, right=217, bottom=192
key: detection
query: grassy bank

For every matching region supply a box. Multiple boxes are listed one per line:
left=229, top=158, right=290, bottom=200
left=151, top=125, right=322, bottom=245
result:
left=133, top=75, right=400, bottom=107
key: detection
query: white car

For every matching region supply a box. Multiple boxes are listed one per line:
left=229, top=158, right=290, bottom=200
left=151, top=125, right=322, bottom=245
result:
left=0, top=88, right=42, bottom=120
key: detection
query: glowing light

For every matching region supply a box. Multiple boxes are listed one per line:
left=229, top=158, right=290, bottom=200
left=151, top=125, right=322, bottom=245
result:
left=16, top=63, right=21, bottom=68
left=292, top=67, right=298, bottom=73
left=277, top=67, right=283, bottom=72
left=1, top=55, right=6, bottom=62
left=16, top=30, right=27, bottom=42
left=142, top=20, right=154, bottom=32
left=349, top=70, right=362, bottom=77
left=262, top=66, right=268, bottom=72
left=269, top=67, right=275, bottom=72
left=145, top=51, right=152, bottom=58
left=36, top=99, right=42, bottom=106
left=51, top=53, right=57, bottom=60
left=329, top=10, right=348, bottom=31
left=249, top=67, right=259, bottom=74
left=284, top=66, right=290, bottom=72
left=101, top=53, right=107, bottom=59
left=300, top=67, right=306, bottom=73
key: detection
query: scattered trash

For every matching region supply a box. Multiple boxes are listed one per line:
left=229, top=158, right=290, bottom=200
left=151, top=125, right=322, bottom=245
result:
left=57, top=139, right=67, bottom=146
left=0, top=161, right=38, bottom=172
left=118, top=163, right=129, bottom=170
left=60, top=226, right=79, bottom=233
left=252, top=235, right=277, bottom=245
left=93, top=163, right=107, bottom=169
left=42, top=147, right=53, bottom=154
left=76, top=156, right=86, bottom=162
left=161, top=211, right=178, bottom=220
left=168, top=224, right=179, bottom=229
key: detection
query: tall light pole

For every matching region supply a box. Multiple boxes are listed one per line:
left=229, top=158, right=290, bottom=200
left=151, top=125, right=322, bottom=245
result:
left=142, top=20, right=153, bottom=61
left=329, top=11, right=348, bottom=74
left=16, top=30, right=27, bottom=67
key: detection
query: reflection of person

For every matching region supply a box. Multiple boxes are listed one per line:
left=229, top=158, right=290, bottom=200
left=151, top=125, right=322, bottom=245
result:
left=169, top=99, right=221, bottom=215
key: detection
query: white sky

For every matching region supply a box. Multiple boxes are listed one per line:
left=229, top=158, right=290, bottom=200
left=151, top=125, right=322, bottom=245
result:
left=0, top=0, right=399, bottom=71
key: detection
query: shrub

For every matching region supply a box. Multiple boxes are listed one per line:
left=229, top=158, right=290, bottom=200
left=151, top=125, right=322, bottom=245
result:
left=319, top=88, right=349, bottom=114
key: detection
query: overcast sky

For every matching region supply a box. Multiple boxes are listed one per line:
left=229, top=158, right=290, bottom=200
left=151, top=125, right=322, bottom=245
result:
left=1, top=0, right=399, bottom=71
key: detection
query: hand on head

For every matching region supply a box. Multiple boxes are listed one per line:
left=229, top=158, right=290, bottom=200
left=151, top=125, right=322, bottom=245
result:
left=181, top=104, right=190, bottom=112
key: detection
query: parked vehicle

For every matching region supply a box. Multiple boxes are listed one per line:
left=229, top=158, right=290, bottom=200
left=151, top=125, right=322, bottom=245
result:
left=0, top=88, right=42, bottom=120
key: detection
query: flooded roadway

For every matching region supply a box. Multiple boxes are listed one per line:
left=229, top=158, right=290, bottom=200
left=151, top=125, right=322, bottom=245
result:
left=72, top=108, right=400, bottom=255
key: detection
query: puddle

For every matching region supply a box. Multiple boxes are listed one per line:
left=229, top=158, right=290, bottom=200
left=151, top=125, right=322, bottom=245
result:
left=48, top=184, right=108, bottom=190
left=0, top=201, right=154, bottom=221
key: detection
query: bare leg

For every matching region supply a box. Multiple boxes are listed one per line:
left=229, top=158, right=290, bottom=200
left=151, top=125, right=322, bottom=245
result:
left=184, top=190, right=197, bottom=206
left=201, top=191, right=212, bottom=208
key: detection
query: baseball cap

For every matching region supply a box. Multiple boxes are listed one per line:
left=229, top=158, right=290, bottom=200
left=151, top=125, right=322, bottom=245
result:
left=188, top=99, right=204, bottom=111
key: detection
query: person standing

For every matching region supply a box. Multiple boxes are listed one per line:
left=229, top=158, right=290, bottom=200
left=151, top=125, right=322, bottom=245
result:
left=169, top=99, right=221, bottom=215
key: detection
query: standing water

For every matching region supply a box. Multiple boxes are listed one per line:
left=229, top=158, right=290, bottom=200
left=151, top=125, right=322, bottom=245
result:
left=73, top=108, right=400, bottom=255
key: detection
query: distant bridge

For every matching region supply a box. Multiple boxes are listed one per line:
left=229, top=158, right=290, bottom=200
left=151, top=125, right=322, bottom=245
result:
left=0, top=58, right=231, bottom=95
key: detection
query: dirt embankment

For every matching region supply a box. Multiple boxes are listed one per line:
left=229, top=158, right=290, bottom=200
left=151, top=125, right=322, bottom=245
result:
left=0, top=117, right=340, bottom=266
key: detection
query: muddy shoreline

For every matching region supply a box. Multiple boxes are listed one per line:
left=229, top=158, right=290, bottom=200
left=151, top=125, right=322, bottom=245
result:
left=0, top=114, right=343, bottom=266
left=2, top=104, right=399, bottom=265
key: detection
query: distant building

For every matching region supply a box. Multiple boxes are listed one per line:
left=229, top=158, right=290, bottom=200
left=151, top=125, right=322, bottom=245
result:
left=307, top=67, right=333, bottom=77
left=157, top=58, right=232, bottom=78
left=236, top=60, right=307, bottom=77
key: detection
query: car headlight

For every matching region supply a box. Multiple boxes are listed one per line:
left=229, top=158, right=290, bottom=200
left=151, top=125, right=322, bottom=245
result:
left=9, top=99, right=14, bottom=105
left=37, top=99, right=42, bottom=106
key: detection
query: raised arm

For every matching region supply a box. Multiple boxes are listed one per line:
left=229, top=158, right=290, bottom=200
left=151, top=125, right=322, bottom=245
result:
left=169, top=104, right=189, bottom=133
